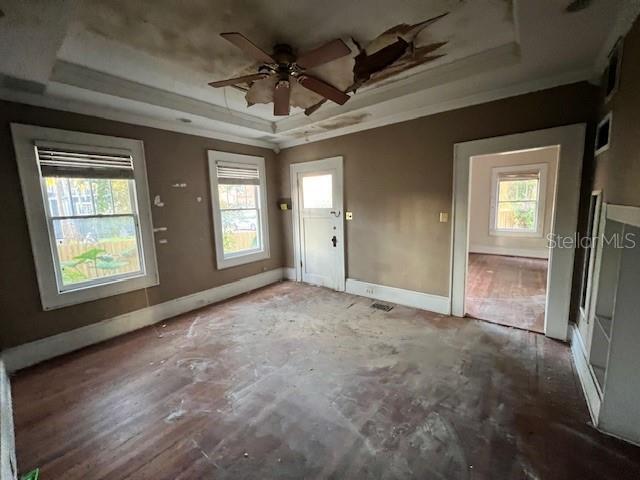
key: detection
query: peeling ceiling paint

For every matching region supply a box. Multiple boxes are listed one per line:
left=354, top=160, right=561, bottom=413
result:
left=66, top=0, right=514, bottom=96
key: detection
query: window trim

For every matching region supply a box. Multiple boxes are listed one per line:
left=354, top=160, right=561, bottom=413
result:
left=207, top=150, right=270, bottom=269
left=11, top=124, right=159, bottom=310
left=489, top=163, right=548, bottom=238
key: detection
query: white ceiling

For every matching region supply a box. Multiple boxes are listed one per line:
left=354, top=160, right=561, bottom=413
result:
left=0, top=0, right=637, bottom=149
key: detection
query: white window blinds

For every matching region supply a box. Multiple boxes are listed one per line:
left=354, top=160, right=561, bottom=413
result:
left=36, top=146, right=135, bottom=179
left=216, top=161, right=260, bottom=185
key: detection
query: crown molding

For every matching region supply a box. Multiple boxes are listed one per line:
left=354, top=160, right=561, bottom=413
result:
left=51, top=60, right=275, bottom=134
left=0, top=87, right=279, bottom=150
left=276, top=67, right=593, bottom=149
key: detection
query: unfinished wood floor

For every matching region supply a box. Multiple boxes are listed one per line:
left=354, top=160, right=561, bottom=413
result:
left=466, top=253, right=547, bottom=333
left=12, top=282, right=640, bottom=479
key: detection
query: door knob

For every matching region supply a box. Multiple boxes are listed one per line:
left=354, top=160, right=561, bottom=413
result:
left=331, top=235, right=337, bottom=247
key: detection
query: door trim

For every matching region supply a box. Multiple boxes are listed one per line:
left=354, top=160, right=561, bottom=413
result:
left=290, top=156, right=345, bottom=291
left=451, top=124, right=586, bottom=341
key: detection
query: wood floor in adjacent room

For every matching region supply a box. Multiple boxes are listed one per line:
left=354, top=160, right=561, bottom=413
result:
left=11, top=282, right=640, bottom=479
left=466, top=253, right=548, bottom=333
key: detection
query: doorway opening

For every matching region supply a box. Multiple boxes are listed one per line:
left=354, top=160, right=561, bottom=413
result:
left=291, top=157, right=345, bottom=291
left=464, top=146, right=559, bottom=333
left=451, top=124, right=586, bottom=341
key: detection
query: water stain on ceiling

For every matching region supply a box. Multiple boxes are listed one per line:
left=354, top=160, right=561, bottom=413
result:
left=74, top=0, right=515, bottom=84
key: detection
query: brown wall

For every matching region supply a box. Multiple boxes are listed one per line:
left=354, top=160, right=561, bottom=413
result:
left=279, top=82, right=599, bottom=298
left=0, top=100, right=283, bottom=349
left=592, top=16, right=640, bottom=207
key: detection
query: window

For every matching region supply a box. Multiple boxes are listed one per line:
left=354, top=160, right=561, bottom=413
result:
left=208, top=151, right=270, bottom=269
left=302, top=174, right=333, bottom=208
left=490, top=163, right=547, bottom=237
left=11, top=124, right=158, bottom=310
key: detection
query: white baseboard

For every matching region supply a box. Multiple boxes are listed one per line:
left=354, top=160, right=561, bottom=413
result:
left=469, top=244, right=549, bottom=259
left=2, top=268, right=284, bottom=372
left=283, top=267, right=297, bottom=281
left=570, top=324, right=601, bottom=425
left=0, top=360, right=17, bottom=480
left=345, top=278, right=450, bottom=315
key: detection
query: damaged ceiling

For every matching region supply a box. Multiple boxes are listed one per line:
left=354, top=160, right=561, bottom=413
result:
left=59, top=0, right=515, bottom=118
left=0, top=0, right=631, bottom=147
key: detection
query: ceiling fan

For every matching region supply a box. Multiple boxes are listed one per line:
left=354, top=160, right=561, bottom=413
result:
left=208, top=33, right=352, bottom=116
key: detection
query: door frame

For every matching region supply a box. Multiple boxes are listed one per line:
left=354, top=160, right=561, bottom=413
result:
left=451, top=124, right=586, bottom=341
left=290, top=156, right=345, bottom=291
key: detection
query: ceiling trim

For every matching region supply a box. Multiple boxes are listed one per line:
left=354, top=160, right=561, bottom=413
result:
left=0, top=87, right=279, bottom=150
left=277, top=67, right=593, bottom=149
left=51, top=60, right=275, bottom=134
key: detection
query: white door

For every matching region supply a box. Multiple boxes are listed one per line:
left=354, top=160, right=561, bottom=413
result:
left=292, top=157, right=345, bottom=291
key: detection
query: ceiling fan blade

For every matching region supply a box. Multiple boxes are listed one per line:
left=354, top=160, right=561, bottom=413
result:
left=220, top=32, right=275, bottom=63
left=298, top=75, right=349, bottom=105
left=208, top=73, right=269, bottom=88
left=274, top=80, right=291, bottom=116
left=304, top=99, right=327, bottom=116
left=296, top=39, right=351, bottom=69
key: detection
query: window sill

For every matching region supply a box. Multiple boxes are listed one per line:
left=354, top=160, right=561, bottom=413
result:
left=216, top=249, right=270, bottom=270
left=489, top=230, right=544, bottom=238
left=42, top=272, right=159, bottom=310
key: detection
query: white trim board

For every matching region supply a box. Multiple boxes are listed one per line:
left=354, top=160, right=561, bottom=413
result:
left=570, top=324, right=601, bottom=425
left=345, top=278, right=450, bottom=315
left=283, top=267, right=296, bottom=281
left=2, top=268, right=284, bottom=372
left=0, top=360, right=17, bottom=480
left=468, top=244, right=549, bottom=259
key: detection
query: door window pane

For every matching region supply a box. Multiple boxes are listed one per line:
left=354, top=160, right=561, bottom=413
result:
left=53, top=216, right=141, bottom=286
left=302, top=174, right=332, bottom=208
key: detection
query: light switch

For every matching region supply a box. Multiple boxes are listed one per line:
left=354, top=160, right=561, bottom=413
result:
left=439, top=212, right=449, bottom=223
left=345, top=211, right=353, bottom=220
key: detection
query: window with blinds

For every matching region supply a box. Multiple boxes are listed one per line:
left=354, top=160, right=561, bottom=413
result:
left=208, top=152, right=270, bottom=269
left=36, top=144, right=144, bottom=290
left=490, top=163, right=547, bottom=237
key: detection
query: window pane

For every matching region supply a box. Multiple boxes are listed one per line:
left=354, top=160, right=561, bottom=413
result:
left=111, top=179, right=134, bottom=214
left=91, top=179, right=114, bottom=214
left=53, top=216, right=141, bottom=286
left=497, top=201, right=537, bottom=230
left=218, top=184, right=257, bottom=209
left=45, top=177, right=135, bottom=216
left=302, top=174, right=332, bottom=208
left=498, top=179, right=538, bottom=201
left=68, top=178, right=95, bottom=215
left=221, top=209, right=260, bottom=255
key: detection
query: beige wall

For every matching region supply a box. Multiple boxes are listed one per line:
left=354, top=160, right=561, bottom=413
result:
left=0, top=100, right=283, bottom=349
left=468, top=147, right=559, bottom=259
left=279, top=82, right=598, bottom=298
left=0, top=82, right=600, bottom=350
left=593, top=15, right=640, bottom=207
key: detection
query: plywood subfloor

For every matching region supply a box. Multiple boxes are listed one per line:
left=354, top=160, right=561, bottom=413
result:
left=12, top=282, right=640, bottom=479
left=466, top=253, right=547, bottom=333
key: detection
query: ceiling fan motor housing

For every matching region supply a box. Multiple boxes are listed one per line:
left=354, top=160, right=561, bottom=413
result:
left=272, top=44, right=296, bottom=65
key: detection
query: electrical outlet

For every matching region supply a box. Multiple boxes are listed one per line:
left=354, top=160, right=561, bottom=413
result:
left=439, top=212, right=449, bottom=223
left=365, top=287, right=374, bottom=294
left=346, top=211, right=353, bottom=220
